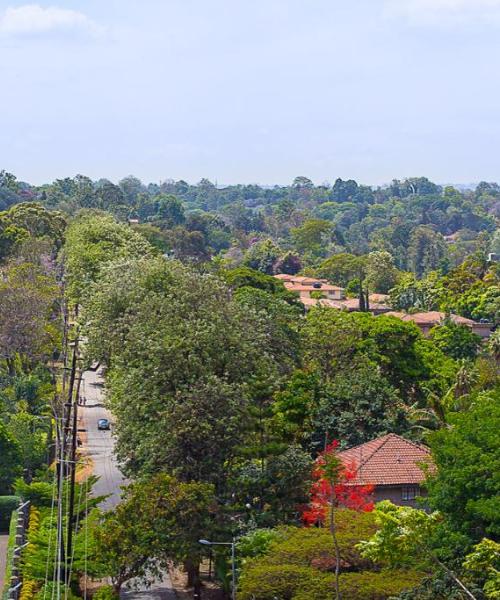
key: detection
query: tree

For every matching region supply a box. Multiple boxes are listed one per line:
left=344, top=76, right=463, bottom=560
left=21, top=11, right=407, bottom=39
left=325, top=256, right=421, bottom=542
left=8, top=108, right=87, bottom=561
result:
left=155, top=194, right=185, bottom=228
left=462, top=538, right=500, bottom=599
left=229, top=445, right=312, bottom=527
left=96, top=475, right=216, bottom=594
left=315, top=253, right=362, bottom=287
left=63, top=212, right=155, bottom=304
left=292, top=176, right=314, bottom=189
left=118, top=175, right=144, bottom=205
left=291, top=219, right=336, bottom=258
left=331, top=178, right=359, bottom=202
left=389, top=272, right=442, bottom=311
left=365, top=251, right=401, bottom=293
left=358, top=501, right=477, bottom=600
left=7, top=412, right=47, bottom=481
left=165, top=226, right=210, bottom=262
left=408, top=226, right=447, bottom=278
left=0, top=261, right=60, bottom=374
left=82, top=257, right=288, bottom=490
left=274, top=251, right=302, bottom=275
left=95, top=181, right=126, bottom=215
left=243, top=239, right=282, bottom=274
left=429, top=320, right=482, bottom=360
left=426, top=391, right=500, bottom=541
left=301, top=308, right=440, bottom=401
left=302, top=442, right=374, bottom=600
left=0, top=422, right=22, bottom=493
left=312, top=362, right=406, bottom=448
left=233, top=286, right=301, bottom=369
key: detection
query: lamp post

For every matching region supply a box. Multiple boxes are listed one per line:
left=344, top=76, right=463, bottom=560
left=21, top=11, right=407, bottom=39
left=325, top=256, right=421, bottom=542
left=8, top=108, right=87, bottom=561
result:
left=199, top=538, right=236, bottom=600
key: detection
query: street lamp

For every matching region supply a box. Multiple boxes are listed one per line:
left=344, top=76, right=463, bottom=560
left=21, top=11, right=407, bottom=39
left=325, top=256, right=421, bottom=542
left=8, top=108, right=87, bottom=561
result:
left=198, top=538, right=236, bottom=600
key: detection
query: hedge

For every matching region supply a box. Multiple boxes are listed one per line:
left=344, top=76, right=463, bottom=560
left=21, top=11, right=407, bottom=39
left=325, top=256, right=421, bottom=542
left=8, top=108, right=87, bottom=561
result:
left=0, top=496, right=20, bottom=532
left=238, top=510, right=425, bottom=600
left=239, top=564, right=324, bottom=599
left=248, top=511, right=377, bottom=572
left=239, top=564, right=424, bottom=600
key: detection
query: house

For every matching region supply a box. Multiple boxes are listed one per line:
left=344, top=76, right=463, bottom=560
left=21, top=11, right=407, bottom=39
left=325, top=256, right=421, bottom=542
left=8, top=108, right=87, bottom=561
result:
left=384, top=311, right=492, bottom=339
left=275, top=275, right=395, bottom=313
left=338, top=433, right=434, bottom=508
left=339, top=297, right=392, bottom=315
left=274, top=274, right=346, bottom=301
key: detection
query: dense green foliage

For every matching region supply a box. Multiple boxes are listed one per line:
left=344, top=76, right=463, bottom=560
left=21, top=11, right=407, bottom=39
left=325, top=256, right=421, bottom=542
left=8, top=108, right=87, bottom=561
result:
left=426, top=390, right=500, bottom=540
left=238, top=510, right=424, bottom=599
left=0, top=495, right=19, bottom=531
left=0, top=171, right=497, bottom=600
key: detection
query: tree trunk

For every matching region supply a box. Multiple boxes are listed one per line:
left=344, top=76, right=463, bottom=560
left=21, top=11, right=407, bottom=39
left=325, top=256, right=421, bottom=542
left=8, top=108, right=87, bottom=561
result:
left=6, top=357, right=15, bottom=376
left=434, top=558, right=477, bottom=600
left=329, top=494, right=342, bottom=600
left=184, top=558, right=200, bottom=588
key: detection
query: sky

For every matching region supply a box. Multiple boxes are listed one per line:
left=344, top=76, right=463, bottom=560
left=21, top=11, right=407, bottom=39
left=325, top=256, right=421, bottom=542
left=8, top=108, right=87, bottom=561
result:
left=1, top=0, right=500, bottom=187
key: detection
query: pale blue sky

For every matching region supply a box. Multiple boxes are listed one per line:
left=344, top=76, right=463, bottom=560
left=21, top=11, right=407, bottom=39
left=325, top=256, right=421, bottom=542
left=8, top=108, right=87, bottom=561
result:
left=1, top=0, right=500, bottom=186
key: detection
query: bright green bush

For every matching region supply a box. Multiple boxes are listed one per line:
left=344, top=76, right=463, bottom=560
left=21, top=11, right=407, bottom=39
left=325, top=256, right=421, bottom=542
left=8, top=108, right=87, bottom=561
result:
left=34, top=583, right=78, bottom=600
left=292, top=570, right=423, bottom=600
left=240, top=564, right=423, bottom=599
left=239, top=563, right=323, bottom=599
left=237, top=528, right=286, bottom=564
left=92, top=585, right=119, bottom=600
left=0, top=495, right=19, bottom=531
left=238, top=511, right=424, bottom=599
left=254, top=510, right=377, bottom=571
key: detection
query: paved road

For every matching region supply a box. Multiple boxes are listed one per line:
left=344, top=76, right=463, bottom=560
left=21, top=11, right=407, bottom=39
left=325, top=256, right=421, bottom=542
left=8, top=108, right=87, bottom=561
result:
left=80, top=369, right=124, bottom=510
left=79, top=369, right=177, bottom=600
left=0, top=534, right=8, bottom=594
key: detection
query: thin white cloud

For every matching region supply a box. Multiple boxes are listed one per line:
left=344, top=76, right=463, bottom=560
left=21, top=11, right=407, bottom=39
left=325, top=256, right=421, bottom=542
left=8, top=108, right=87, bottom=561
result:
left=384, top=0, right=500, bottom=26
left=0, top=4, right=102, bottom=37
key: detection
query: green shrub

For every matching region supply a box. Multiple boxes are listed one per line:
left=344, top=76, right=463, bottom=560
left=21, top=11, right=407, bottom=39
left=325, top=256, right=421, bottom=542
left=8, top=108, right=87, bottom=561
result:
left=239, top=563, right=322, bottom=600
left=14, top=481, right=53, bottom=507
left=240, top=565, right=423, bottom=599
left=0, top=496, right=19, bottom=531
left=256, top=511, right=377, bottom=571
left=34, top=583, right=77, bottom=600
left=237, top=528, right=287, bottom=564
left=238, top=511, right=424, bottom=600
left=92, top=585, right=118, bottom=600
left=337, top=570, right=424, bottom=600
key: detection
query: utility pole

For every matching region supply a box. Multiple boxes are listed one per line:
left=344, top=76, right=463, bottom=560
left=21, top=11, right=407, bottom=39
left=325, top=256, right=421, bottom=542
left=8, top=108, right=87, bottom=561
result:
left=55, top=420, right=66, bottom=584
left=66, top=369, right=82, bottom=583
left=64, top=336, right=79, bottom=439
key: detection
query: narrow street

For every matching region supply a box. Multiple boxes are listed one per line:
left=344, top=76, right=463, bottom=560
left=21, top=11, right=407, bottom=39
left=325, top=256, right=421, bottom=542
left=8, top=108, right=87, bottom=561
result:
left=80, top=369, right=177, bottom=600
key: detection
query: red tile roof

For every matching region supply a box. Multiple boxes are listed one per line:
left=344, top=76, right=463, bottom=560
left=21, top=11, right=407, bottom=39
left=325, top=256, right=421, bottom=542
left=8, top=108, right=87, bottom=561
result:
left=300, top=297, right=346, bottom=309
left=338, top=433, right=433, bottom=486
left=385, top=311, right=475, bottom=326
left=340, top=298, right=391, bottom=311
left=284, top=283, right=344, bottom=292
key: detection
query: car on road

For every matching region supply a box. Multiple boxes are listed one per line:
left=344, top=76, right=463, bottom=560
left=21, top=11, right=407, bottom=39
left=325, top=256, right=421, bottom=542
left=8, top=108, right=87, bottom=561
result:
left=97, top=418, right=111, bottom=431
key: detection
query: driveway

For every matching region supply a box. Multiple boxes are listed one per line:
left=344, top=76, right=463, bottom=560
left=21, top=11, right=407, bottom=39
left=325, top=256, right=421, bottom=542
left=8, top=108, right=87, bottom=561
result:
left=0, top=534, right=8, bottom=594
left=79, top=369, right=177, bottom=599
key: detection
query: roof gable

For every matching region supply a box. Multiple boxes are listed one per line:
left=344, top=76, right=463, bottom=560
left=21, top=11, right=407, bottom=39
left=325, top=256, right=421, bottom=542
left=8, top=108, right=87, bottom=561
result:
left=338, top=433, right=433, bottom=486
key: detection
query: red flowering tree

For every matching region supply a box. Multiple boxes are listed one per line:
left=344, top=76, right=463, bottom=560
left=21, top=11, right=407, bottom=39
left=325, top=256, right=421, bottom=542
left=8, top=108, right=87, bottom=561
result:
left=302, top=441, right=374, bottom=600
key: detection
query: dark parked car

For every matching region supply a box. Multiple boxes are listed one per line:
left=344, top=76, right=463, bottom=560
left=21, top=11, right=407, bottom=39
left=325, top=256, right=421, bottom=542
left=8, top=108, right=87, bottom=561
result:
left=97, top=418, right=111, bottom=431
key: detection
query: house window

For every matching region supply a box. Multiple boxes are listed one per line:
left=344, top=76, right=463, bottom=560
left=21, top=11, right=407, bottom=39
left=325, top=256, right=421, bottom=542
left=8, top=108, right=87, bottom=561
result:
left=402, top=486, right=420, bottom=501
